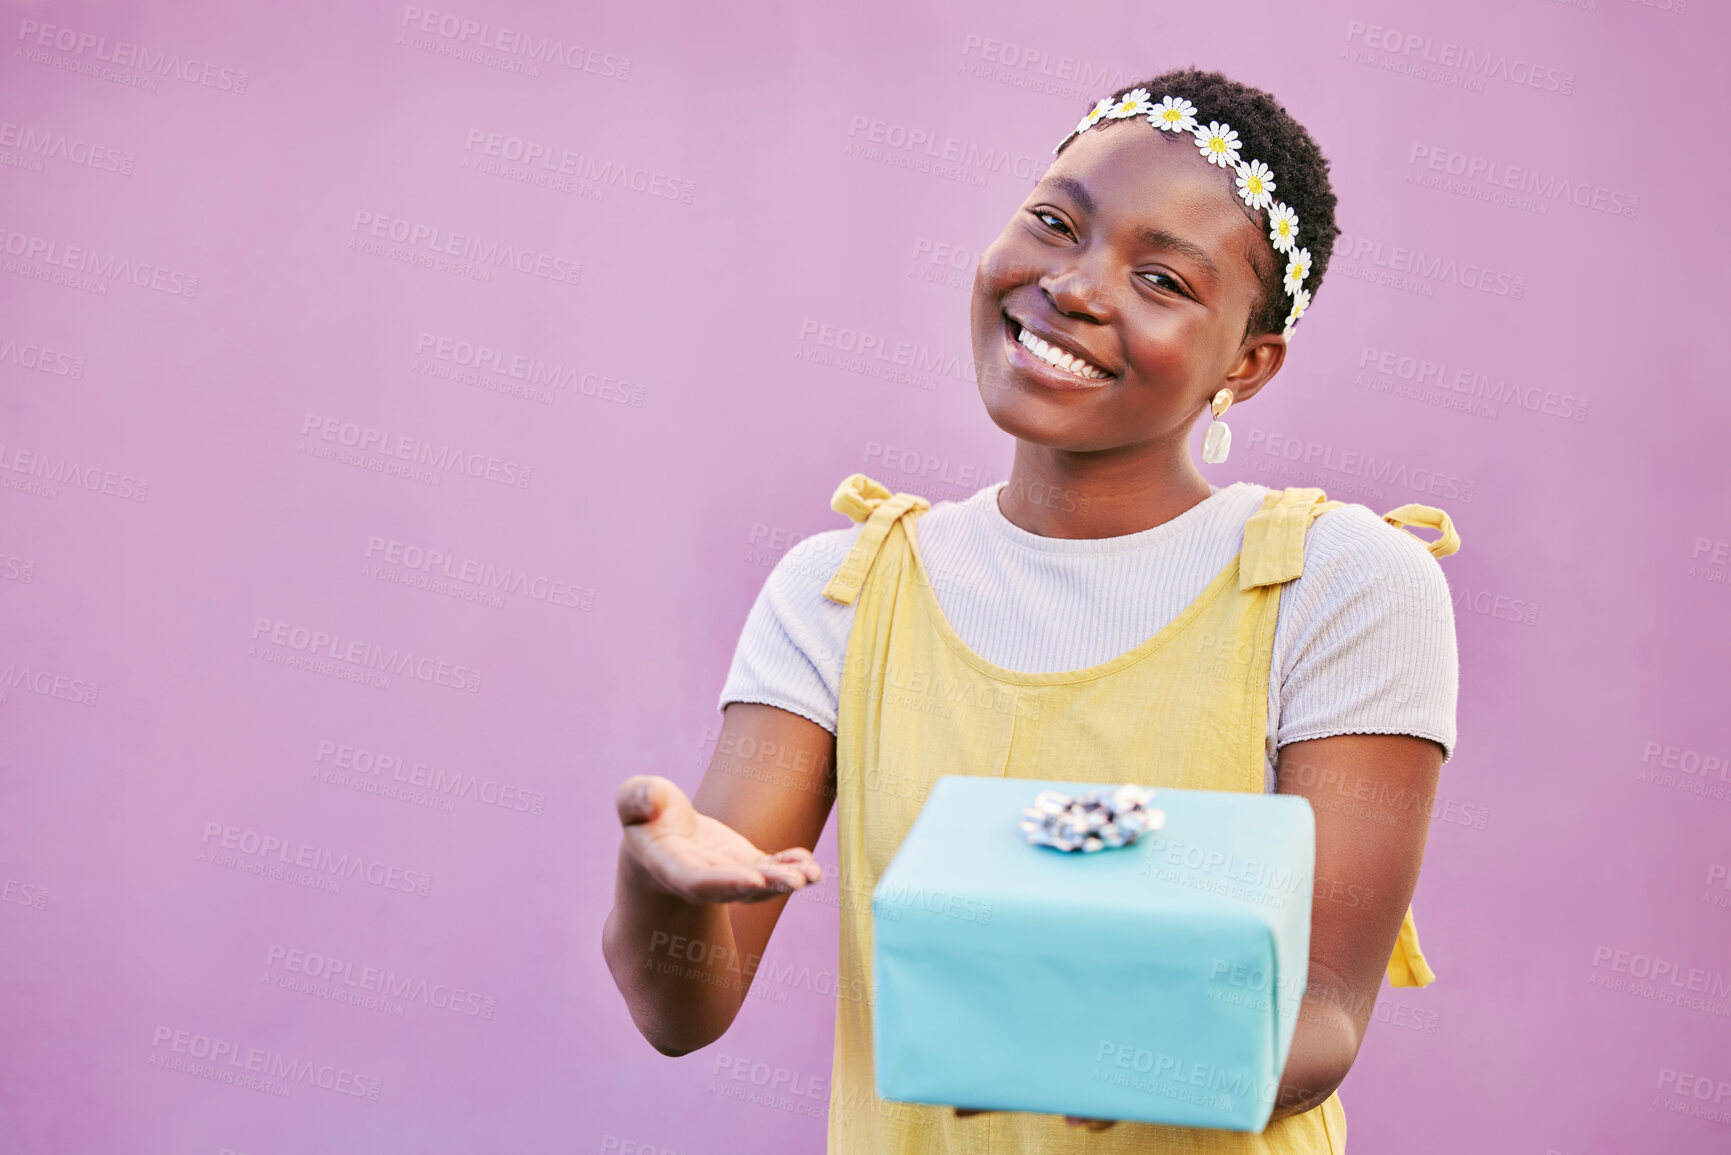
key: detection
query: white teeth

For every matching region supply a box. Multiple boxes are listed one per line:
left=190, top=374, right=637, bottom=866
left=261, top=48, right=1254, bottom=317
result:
left=1015, top=326, right=1109, bottom=380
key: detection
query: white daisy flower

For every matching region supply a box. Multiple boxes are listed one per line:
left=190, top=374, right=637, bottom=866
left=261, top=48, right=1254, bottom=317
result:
left=1148, top=95, right=1198, bottom=133
left=1105, top=87, right=1153, bottom=119
left=1283, top=286, right=1312, bottom=336
left=1075, top=97, right=1113, bottom=136
left=1235, top=159, right=1276, bottom=212
left=1283, top=247, right=1312, bottom=294
left=1266, top=203, right=1299, bottom=253
left=1193, top=121, right=1241, bottom=169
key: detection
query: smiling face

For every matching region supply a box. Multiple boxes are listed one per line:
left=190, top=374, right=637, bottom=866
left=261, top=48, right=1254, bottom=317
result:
left=970, top=118, right=1288, bottom=455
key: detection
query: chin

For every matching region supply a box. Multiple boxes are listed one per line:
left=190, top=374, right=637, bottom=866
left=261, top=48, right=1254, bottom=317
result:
left=976, top=370, right=1103, bottom=449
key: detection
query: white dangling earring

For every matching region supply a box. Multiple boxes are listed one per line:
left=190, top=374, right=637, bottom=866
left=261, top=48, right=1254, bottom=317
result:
left=1202, top=388, right=1234, bottom=464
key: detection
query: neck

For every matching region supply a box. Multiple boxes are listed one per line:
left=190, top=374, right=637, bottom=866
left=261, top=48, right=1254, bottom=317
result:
left=995, top=440, right=1216, bottom=540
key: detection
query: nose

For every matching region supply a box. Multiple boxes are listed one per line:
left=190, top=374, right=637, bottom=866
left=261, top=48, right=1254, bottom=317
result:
left=1038, top=259, right=1113, bottom=322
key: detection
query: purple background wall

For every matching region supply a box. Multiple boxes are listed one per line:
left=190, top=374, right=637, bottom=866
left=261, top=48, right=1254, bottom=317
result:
left=2, top=1, right=1727, bottom=1152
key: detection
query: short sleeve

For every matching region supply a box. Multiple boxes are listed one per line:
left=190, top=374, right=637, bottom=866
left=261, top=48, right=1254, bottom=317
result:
left=715, top=525, right=862, bottom=735
left=1271, top=504, right=1460, bottom=763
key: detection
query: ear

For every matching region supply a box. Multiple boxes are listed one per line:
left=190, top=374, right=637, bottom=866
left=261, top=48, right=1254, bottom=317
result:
left=1219, top=331, right=1287, bottom=406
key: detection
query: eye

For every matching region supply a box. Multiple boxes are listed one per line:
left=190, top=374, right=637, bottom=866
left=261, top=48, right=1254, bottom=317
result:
left=1030, top=208, right=1075, bottom=238
left=1139, top=270, right=1188, bottom=297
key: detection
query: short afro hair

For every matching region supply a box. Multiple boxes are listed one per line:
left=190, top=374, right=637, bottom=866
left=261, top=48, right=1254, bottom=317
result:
left=1054, top=67, right=1339, bottom=342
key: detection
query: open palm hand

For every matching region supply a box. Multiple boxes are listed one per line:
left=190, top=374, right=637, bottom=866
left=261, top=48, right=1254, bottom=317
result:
left=615, top=774, right=821, bottom=904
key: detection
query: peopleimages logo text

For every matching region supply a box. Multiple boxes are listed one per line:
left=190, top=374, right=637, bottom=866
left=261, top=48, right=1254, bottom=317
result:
left=301, top=414, right=533, bottom=489
left=16, top=19, right=250, bottom=92
left=250, top=617, right=483, bottom=693
left=398, top=7, right=630, bottom=79
left=149, top=1026, right=382, bottom=1099
left=845, top=115, right=1048, bottom=181
left=200, top=821, right=434, bottom=897
left=1408, top=145, right=1637, bottom=218
left=266, top=944, right=497, bottom=1018
left=1345, top=21, right=1575, bottom=94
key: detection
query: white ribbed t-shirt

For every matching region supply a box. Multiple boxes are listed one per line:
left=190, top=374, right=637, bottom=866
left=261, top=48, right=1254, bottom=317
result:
left=717, top=479, right=1458, bottom=792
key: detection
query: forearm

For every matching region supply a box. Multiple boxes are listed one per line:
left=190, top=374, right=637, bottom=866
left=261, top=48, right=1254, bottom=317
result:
left=1267, top=986, right=1360, bottom=1122
left=601, top=845, right=753, bottom=1056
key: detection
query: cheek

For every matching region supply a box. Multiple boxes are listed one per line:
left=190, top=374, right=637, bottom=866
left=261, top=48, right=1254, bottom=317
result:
left=975, top=229, right=1037, bottom=296
left=1123, top=330, right=1197, bottom=390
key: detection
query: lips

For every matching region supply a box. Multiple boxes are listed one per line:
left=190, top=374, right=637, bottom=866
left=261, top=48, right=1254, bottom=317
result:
left=1002, top=313, right=1115, bottom=384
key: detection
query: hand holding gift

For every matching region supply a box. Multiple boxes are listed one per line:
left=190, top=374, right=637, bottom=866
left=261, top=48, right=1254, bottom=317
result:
left=955, top=1105, right=1118, bottom=1131
left=945, top=784, right=1170, bottom=1132
left=872, top=776, right=1316, bottom=1133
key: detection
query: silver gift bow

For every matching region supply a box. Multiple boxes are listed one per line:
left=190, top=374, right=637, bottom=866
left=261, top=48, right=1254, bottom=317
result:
left=1018, top=784, right=1166, bottom=853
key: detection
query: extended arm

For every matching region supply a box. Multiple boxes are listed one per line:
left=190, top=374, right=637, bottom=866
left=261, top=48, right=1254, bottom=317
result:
left=601, top=702, right=837, bottom=1056
left=1267, top=731, right=1443, bottom=1120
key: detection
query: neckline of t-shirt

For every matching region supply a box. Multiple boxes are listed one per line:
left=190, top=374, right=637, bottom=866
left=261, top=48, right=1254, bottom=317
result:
left=970, top=479, right=1260, bottom=556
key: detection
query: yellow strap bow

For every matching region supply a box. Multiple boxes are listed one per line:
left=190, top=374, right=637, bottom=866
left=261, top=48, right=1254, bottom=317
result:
left=822, top=475, right=930, bottom=605
left=830, top=473, right=897, bottom=523
left=1382, top=503, right=1460, bottom=558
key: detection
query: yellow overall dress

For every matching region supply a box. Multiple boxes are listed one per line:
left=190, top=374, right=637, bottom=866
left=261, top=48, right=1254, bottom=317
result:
left=818, top=473, right=1458, bottom=1155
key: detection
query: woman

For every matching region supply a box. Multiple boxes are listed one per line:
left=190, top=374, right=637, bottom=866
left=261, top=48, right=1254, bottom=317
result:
left=603, top=67, right=1460, bottom=1153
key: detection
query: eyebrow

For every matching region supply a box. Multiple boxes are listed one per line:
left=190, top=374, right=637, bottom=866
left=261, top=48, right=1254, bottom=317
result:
left=1045, top=174, right=1222, bottom=283
left=1049, top=174, right=1096, bottom=216
left=1135, top=227, right=1218, bottom=281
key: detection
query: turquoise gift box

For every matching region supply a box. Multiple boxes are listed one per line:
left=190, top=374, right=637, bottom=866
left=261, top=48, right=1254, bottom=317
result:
left=870, top=775, right=1316, bottom=1132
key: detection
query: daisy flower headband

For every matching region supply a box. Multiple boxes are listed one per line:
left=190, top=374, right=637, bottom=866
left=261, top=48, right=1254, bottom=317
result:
left=1054, top=89, right=1312, bottom=338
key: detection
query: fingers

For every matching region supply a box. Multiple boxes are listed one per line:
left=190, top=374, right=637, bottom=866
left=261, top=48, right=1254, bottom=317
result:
left=763, top=848, right=823, bottom=885
left=675, top=861, right=807, bottom=906
left=619, top=820, right=816, bottom=906
left=616, top=775, right=671, bottom=826
left=740, top=859, right=815, bottom=897
left=957, top=1107, right=1113, bottom=1131
left=1065, top=1117, right=1117, bottom=1131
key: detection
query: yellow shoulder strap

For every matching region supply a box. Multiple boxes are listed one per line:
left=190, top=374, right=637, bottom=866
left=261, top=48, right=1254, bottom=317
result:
left=1377, top=501, right=1454, bottom=987
left=1239, top=487, right=1347, bottom=590
left=1382, top=503, right=1461, bottom=558
left=1237, top=484, right=1450, bottom=987
left=1387, top=905, right=1437, bottom=987
left=821, top=474, right=931, bottom=606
